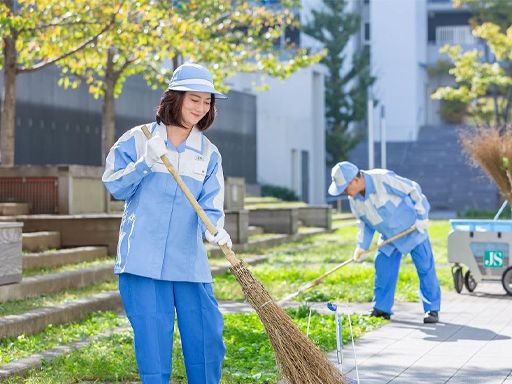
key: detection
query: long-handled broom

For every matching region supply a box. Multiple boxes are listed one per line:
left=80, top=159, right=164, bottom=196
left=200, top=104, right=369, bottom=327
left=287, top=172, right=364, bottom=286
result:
left=141, top=125, right=348, bottom=384
left=279, top=225, right=417, bottom=303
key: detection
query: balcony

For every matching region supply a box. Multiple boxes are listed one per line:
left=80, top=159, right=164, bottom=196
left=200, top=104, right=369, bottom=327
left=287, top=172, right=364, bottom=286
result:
left=427, top=25, right=480, bottom=64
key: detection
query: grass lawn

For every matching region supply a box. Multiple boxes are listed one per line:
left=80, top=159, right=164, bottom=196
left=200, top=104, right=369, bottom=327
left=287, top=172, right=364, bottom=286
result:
left=213, top=220, right=453, bottom=303
left=5, top=310, right=385, bottom=384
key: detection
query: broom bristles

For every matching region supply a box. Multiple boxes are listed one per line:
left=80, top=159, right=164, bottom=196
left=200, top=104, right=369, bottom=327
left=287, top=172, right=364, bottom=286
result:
left=461, top=126, right=512, bottom=205
left=231, top=261, right=349, bottom=384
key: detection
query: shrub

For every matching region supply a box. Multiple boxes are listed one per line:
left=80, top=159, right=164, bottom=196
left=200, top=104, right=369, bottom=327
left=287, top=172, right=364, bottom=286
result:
left=439, top=99, right=467, bottom=124
left=261, top=184, right=299, bottom=201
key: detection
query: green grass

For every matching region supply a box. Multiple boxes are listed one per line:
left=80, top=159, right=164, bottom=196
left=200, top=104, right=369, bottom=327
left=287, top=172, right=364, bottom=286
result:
left=0, top=280, right=118, bottom=317
left=213, top=220, right=453, bottom=303
left=0, top=311, right=124, bottom=365
left=5, top=310, right=386, bottom=384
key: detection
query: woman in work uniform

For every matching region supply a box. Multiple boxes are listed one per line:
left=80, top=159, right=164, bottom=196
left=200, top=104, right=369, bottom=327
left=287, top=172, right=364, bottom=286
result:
left=102, top=62, right=230, bottom=384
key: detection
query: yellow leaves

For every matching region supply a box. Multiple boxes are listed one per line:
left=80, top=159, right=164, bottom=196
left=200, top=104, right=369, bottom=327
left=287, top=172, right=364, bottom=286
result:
left=433, top=21, right=512, bottom=125
left=473, top=23, right=512, bottom=61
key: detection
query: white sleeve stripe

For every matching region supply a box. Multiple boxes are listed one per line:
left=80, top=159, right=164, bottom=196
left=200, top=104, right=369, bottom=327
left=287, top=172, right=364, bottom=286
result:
left=102, top=160, right=140, bottom=183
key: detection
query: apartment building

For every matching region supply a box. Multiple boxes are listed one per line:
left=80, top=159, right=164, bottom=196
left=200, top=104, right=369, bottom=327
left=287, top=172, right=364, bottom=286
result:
left=346, top=0, right=498, bottom=211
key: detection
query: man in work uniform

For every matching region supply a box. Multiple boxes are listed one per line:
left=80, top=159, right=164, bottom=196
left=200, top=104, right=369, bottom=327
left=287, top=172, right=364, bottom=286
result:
left=328, top=161, right=441, bottom=324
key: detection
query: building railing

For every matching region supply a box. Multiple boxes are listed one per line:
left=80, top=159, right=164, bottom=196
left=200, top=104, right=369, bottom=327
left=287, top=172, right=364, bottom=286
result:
left=436, top=25, right=475, bottom=45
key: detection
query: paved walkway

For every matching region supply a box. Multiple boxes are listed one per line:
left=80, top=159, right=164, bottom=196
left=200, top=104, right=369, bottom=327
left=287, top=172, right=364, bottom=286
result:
left=220, top=281, right=512, bottom=384
left=330, top=282, right=512, bottom=384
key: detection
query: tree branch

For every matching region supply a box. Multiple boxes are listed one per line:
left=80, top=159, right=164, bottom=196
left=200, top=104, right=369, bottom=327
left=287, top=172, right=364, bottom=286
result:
left=16, top=1, right=124, bottom=74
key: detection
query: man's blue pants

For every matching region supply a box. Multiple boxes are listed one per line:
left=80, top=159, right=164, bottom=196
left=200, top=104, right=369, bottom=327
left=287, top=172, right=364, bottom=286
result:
left=118, top=273, right=226, bottom=384
left=373, top=238, right=441, bottom=314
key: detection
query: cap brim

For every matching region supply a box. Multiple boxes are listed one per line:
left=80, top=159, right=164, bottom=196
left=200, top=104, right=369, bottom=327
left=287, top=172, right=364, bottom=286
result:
left=328, top=181, right=348, bottom=196
left=168, top=84, right=227, bottom=99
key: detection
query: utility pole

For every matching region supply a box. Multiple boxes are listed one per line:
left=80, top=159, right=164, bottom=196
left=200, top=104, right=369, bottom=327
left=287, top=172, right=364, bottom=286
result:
left=367, top=91, right=374, bottom=169
left=380, top=105, right=386, bottom=169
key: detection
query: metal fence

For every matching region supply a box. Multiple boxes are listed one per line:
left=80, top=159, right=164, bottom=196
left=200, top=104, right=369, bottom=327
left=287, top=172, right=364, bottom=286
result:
left=0, top=177, right=59, bottom=214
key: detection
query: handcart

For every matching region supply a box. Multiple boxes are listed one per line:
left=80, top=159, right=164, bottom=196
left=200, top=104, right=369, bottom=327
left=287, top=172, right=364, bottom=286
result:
left=448, top=218, right=512, bottom=295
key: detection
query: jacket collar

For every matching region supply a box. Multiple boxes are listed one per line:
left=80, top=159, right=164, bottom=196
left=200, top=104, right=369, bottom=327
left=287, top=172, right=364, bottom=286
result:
left=185, top=126, right=203, bottom=154
left=154, top=122, right=203, bottom=154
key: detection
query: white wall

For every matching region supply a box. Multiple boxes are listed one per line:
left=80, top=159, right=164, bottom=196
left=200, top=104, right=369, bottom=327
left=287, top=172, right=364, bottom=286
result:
left=371, top=0, right=427, bottom=141
left=256, top=66, right=326, bottom=204
left=228, top=65, right=326, bottom=204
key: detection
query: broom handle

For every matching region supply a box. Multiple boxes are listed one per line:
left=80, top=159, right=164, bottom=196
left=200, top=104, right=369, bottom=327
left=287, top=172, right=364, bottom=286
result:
left=141, top=125, right=240, bottom=267
left=279, top=225, right=417, bottom=303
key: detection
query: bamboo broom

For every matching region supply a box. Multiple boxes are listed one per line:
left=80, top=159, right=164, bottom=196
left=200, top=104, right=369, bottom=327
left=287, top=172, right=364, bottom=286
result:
left=279, top=225, right=417, bottom=304
left=460, top=126, right=512, bottom=206
left=141, top=125, right=348, bottom=384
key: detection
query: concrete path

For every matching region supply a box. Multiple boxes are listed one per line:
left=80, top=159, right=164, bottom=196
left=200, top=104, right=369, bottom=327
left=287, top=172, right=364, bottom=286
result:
left=334, top=282, right=512, bottom=384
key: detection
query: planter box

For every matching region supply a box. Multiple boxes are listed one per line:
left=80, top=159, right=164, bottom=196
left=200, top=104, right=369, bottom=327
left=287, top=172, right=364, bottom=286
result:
left=0, top=222, right=23, bottom=285
left=6, top=214, right=121, bottom=255
left=0, top=165, right=106, bottom=214
left=249, top=208, right=298, bottom=235
left=298, top=206, right=332, bottom=229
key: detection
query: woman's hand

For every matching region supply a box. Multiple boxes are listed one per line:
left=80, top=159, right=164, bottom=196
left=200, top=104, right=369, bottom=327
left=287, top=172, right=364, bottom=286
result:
left=144, top=132, right=167, bottom=167
left=205, top=228, right=232, bottom=249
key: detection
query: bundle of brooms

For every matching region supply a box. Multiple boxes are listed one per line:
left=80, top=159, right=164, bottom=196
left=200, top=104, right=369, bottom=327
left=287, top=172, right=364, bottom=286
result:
left=460, top=125, right=512, bottom=206
left=141, top=126, right=348, bottom=384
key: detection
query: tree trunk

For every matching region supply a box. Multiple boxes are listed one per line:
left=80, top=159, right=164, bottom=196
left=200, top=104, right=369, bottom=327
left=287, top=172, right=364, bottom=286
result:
left=101, top=47, right=116, bottom=166
left=0, top=33, right=17, bottom=166
left=503, top=87, right=512, bottom=126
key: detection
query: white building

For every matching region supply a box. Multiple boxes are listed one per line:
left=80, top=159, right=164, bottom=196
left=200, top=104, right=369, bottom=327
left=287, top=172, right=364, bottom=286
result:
left=368, top=0, right=477, bottom=140
left=227, top=64, right=327, bottom=205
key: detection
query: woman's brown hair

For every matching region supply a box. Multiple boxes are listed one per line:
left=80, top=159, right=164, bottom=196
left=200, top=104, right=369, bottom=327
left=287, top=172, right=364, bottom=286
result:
left=155, top=90, right=216, bottom=131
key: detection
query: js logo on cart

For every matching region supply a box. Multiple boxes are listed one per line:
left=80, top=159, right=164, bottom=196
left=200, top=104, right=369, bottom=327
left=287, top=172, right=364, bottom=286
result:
left=484, top=251, right=504, bottom=268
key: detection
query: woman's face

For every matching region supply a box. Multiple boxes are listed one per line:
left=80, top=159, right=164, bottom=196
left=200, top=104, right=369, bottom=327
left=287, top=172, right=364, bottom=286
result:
left=181, top=91, right=212, bottom=128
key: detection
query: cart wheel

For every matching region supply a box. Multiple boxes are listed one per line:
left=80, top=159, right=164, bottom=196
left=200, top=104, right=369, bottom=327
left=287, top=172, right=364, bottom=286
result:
left=452, top=266, right=463, bottom=294
left=464, top=270, right=477, bottom=292
left=502, top=266, right=512, bottom=296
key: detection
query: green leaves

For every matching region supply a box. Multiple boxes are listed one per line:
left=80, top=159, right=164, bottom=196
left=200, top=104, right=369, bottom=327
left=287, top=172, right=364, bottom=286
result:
left=0, top=0, right=116, bottom=73
left=55, top=0, right=324, bottom=100
left=431, top=22, right=512, bottom=126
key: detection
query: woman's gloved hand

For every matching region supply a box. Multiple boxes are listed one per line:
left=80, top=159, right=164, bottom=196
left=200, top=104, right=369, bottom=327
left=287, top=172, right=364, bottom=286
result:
left=205, top=228, right=232, bottom=249
left=144, top=132, right=167, bottom=167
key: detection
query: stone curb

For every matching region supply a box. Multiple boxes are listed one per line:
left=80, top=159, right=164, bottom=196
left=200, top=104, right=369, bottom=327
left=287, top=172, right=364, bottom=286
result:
left=23, top=246, right=109, bottom=270
left=0, top=291, right=122, bottom=340
left=0, top=264, right=115, bottom=302
left=22, top=231, right=61, bottom=253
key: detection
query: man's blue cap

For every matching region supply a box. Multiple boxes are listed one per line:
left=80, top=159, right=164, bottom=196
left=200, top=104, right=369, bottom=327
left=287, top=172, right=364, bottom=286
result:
left=168, top=62, right=227, bottom=99
left=328, top=161, right=359, bottom=196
